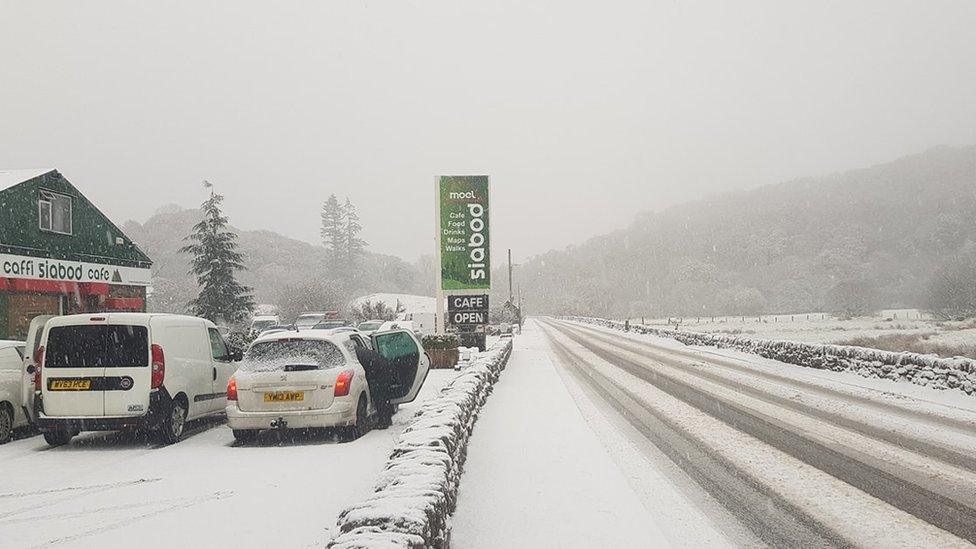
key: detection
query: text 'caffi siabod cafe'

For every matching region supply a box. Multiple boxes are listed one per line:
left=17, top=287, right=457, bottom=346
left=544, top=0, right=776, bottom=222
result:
left=0, top=169, right=153, bottom=339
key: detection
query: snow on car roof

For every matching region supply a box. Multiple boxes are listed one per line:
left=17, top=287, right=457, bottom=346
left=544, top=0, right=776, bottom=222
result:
left=0, top=339, right=25, bottom=347
left=0, top=168, right=55, bottom=191
left=252, top=328, right=356, bottom=344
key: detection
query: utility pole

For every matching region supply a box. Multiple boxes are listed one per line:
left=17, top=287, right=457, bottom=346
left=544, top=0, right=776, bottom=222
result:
left=508, top=248, right=514, bottom=302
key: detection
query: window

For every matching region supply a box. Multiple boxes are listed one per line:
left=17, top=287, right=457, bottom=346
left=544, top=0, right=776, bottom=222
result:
left=38, top=190, right=72, bottom=234
left=208, top=328, right=230, bottom=361
left=349, top=335, right=369, bottom=349
left=44, top=325, right=149, bottom=368
left=242, top=339, right=346, bottom=372
left=373, top=331, right=419, bottom=361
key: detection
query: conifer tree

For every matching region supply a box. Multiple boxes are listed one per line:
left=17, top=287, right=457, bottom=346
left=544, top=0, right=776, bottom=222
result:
left=342, top=197, right=367, bottom=263
left=180, top=181, right=254, bottom=324
left=320, top=194, right=346, bottom=264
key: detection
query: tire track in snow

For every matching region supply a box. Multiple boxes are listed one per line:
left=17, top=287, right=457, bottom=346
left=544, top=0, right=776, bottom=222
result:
left=540, top=318, right=974, bottom=548
left=30, top=490, right=234, bottom=547
left=0, top=479, right=163, bottom=520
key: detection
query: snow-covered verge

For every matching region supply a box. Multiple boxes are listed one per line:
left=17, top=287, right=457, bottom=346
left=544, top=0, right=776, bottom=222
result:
left=328, top=341, right=514, bottom=548
left=566, top=317, right=976, bottom=396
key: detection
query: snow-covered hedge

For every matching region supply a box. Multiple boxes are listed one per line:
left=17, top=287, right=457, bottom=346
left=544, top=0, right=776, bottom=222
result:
left=567, top=317, right=976, bottom=395
left=329, top=340, right=514, bottom=549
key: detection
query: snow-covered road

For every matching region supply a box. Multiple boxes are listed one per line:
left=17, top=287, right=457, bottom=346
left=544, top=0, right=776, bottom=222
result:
left=0, top=370, right=459, bottom=549
left=533, top=318, right=976, bottom=548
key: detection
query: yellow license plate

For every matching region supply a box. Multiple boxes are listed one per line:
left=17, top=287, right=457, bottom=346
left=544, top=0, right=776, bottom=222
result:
left=50, top=379, right=92, bottom=391
left=264, top=391, right=304, bottom=402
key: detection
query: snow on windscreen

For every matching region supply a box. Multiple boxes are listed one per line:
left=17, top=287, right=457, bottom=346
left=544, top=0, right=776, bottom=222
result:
left=241, top=339, right=345, bottom=372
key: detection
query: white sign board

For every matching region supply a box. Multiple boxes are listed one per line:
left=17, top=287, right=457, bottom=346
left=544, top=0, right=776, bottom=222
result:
left=0, top=253, right=152, bottom=286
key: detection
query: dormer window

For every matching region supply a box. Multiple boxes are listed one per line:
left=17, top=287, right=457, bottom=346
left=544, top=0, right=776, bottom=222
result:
left=39, top=190, right=72, bottom=235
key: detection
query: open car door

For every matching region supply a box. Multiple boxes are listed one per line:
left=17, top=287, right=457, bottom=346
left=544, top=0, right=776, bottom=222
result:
left=22, top=315, right=55, bottom=423
left=371, top=329, right=430, bottom=405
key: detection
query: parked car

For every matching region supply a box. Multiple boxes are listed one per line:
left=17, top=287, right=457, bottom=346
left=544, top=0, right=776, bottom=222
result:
left=250, top=315, right=281, bottom=334
left=258, top=325, right=296, bottom=338
left=226, top=328, right=430, bottom=442
left=356, top=320, right=384, bottom=336
left=311, top=319, right=352, bottom=330
left=21, top=314, right=55, bottom=424
left=33, top=313, right=242, bottom=447
left=294, top=312, right=329, bottom=330
left=0, top=340, right=27, bottom=443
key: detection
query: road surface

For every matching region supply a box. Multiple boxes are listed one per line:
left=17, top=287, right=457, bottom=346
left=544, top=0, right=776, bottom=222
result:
left=0, top=370, right=459, bottom=548
left=536, top=318, right=976, bottom=548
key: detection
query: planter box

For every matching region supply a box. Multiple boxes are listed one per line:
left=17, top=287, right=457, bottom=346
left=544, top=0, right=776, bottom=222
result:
left=428, top=348, right=459, bottom=369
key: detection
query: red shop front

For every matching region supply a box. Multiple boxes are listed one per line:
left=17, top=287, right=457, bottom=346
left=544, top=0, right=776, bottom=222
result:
left=0, top=278, right=146, bottom=339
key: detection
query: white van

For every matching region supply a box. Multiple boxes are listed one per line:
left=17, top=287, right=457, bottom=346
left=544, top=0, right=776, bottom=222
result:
left=34, top=313, right=241, bottom=446
left=396, top=312, right=435, bottom=336
left=0, top=340, right=28, bottom=443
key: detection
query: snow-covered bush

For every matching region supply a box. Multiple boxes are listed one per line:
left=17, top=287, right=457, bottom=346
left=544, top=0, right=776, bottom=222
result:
left=329, top=340, right=513, bottom=548
left=567, top=317, right=976, bottom=395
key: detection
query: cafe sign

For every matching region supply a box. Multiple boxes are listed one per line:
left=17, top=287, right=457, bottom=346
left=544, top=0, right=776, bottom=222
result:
left=0, top=253, right=152, bottom=286
left=438, top=176, right=490, bottom=291
left=447, top=294, right=489, bottom=326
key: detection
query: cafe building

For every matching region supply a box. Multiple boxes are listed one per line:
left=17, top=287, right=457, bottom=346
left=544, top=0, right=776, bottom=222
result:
left=0, top=169, right=152, bottom=339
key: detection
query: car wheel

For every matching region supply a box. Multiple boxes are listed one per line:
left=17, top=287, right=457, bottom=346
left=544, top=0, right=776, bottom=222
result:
left=340, top=395, right=369, bottom=442
left=232, top=429, right=259, bottom=444
left=0, top=405, right=13, bottom=444
left=43, top=430, right=73, bottom=447
left=155, top=398, right=187, bottom=445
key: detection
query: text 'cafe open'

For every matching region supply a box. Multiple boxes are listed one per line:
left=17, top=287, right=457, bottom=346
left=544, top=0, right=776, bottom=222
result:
left=0, top=169, right=153, bottom=339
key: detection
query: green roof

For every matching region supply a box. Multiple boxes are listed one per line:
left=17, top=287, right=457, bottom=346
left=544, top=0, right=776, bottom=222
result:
left=0, top=169, right=152, bottom=268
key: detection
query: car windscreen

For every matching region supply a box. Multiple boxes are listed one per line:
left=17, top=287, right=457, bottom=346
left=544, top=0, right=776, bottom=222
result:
left=358, top=321, right=382, bottom=331
left=294, top=316, right=322, bottom=327
left=44, top=325, right=149, bottom=368
left=241, top=339, right=345, bottom=372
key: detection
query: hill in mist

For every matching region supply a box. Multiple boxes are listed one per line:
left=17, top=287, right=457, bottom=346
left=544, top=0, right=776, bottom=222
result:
left=515, top=145, right=976, bottom=318
left=123, top=207, right=424, bottom=317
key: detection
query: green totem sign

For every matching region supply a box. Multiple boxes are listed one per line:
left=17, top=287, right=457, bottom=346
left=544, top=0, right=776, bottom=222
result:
left=438, top=176, right=490, bottom=291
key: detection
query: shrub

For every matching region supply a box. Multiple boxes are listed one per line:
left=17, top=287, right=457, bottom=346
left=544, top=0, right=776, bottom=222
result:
left=422, top=334, right=461, bottom=350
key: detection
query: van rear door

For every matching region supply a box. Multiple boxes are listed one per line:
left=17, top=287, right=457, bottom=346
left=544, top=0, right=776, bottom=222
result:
left=101, top=319, right=152, bottom=417
left=22, top=315, right=55, bottom=421
left=42, top=322, right=150, bottom=417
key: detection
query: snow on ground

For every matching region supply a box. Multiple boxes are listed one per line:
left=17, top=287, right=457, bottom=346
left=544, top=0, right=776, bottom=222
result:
left=0, top=370, right=458, bottom=549
left=634, top=309, right=976, bottom=348
left=349, top=293, right=435, bottom=314
left=574, top=319, right=976, bottom=419
left=451, top=322, right=673, bottom=548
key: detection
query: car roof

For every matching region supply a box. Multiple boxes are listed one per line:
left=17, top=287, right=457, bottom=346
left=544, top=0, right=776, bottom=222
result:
left=46, top=313, right=210, bottom=327
left=0, top=339, right=25, bottom=348
left=251, top=328, right=361, bottom=345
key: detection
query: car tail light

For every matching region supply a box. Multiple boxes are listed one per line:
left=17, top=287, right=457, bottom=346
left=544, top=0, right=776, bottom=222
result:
left=151, top=344, right=165, bottom=389
left=334, top=370, right=354, bottom=397
left=34, top=346, right=44, bottom=390
left=227, top=377, right=238, bottom=401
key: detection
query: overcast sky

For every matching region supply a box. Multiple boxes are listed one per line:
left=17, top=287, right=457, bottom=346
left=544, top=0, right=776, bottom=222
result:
left=2, top=1, right=975, bottom=263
